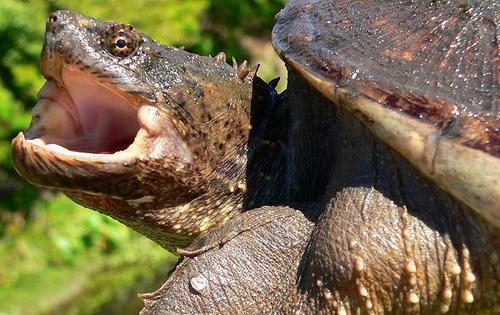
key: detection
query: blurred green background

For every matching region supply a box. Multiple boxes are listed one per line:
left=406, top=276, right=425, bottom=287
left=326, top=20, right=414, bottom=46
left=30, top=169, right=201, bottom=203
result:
left=0, top=0, right=286, bottom=314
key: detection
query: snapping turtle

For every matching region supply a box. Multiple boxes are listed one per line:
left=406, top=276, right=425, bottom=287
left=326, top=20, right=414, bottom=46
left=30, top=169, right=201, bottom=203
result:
left=11, top=1, right=499, bottom=314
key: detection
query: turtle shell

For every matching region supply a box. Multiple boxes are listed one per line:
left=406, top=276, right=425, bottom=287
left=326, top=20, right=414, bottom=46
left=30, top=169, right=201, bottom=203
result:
left=272, top=0, right=500, bottom=228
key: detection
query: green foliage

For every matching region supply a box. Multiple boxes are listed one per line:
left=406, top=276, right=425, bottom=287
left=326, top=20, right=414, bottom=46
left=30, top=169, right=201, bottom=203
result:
left=50, top=0, right=210, bottom=45
left=0, top=193, right=175, bottom=313
left=0, top=194, right=164, bottom=281
left=199, top=0, right=287, bottom=58
left=0, top=0, right=47, bottom=214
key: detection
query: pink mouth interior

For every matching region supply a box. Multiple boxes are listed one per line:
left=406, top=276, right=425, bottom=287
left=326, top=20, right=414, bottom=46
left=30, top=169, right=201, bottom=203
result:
left=27, top=66, right=140, bottom=154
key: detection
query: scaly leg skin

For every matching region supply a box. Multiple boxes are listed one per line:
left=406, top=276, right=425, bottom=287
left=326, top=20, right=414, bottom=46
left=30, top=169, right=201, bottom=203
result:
left=140, top=206, right=314, bottom=314
left=291, top=77, right=500, bottom=314
left=140, top=71, right=499, bottom=315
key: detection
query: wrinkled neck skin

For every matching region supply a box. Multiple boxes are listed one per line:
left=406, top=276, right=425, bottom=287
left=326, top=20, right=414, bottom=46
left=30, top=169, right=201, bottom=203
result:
left=284, top=71, right=500, bottom=313
left=65, top=70, right=286, bottom=252
left=143, top=69, right=500, bottom=314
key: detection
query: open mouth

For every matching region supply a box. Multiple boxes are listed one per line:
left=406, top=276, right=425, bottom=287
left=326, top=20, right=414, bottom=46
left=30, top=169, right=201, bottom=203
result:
left=11, top=62, right=190, bottom=193
left=25, top=65, right=141, bottom=156
left=14, top=63, right=192, bottom=171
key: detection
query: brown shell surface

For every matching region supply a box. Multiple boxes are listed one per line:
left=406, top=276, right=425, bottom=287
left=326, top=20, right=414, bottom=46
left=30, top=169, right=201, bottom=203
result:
left=273, top=0, right=500, bottom=227
left=273, top=0, right=499, bottom=152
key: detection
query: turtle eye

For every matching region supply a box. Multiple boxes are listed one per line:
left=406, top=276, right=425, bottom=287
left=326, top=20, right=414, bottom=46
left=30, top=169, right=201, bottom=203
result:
left=103, top=24, right=142, bottom=57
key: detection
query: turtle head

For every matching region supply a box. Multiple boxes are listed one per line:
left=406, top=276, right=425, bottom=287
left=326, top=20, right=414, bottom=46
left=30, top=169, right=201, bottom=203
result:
left=12, top=10, right=257, bottom=250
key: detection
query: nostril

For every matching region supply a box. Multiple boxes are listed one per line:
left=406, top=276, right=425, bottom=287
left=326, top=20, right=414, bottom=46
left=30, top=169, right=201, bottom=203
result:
left=47, top=11, right=65, bottom=32
left=49, top=14, right=58, bottom=23
left=47, top=11, right=67, bottom=28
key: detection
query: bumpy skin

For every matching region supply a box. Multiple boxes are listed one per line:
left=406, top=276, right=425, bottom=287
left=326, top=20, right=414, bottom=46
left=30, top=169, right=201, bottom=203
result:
left=141, top=206, right=315, bottom=314
left=141, top=71, right=500, bottom=314
left=291, top=73, right=500, bottom=314
left=11, top=8, right=500, bottom=315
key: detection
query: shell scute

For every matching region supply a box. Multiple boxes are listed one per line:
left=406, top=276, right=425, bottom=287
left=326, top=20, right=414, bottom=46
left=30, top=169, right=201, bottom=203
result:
left=273, top=0, right=500, bottom=227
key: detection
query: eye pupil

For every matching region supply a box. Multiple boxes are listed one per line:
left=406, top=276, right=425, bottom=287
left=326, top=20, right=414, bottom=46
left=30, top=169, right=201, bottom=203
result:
left=116, top=38, right=127, bottom=48
left=104, top=24, right=141, bottom=57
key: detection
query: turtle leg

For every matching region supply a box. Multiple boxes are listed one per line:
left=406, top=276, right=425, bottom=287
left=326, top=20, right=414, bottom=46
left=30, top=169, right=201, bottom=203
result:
left=139, top=206, right=314, bottom=315
left=296, top=99, right=500, bottom=314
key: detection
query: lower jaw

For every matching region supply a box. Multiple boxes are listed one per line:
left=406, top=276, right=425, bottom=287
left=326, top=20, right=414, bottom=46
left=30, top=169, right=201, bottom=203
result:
left=11, top=131, right=141, bottom=192
left=15, top=111, right=159, bottom=162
